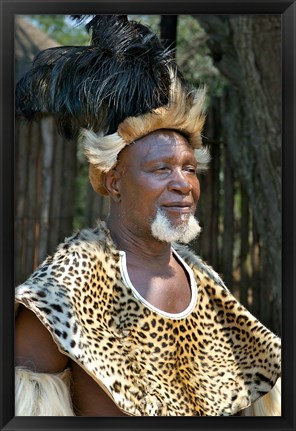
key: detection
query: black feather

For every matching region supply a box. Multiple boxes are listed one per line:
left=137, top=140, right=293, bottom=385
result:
left=16, top=15, right=184, bottom=139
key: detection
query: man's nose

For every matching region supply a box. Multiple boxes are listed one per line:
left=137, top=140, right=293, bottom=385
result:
left=167, top=169, right=193, bottom=194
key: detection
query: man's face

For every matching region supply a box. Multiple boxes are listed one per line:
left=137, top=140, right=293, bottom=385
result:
left=113, top=129, right=201, bottom=240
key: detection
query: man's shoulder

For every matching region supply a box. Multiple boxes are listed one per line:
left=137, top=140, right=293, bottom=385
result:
left=17, top=221, right=112, bottom=288
left=173, top=243, right=229, bottom=291
left=36, top=220, right=113, bottom=266
left=54, top=222, right=108, bottom=254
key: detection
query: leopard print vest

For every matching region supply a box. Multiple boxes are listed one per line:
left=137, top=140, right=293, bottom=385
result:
left=15, top=221, right=281, bottom=416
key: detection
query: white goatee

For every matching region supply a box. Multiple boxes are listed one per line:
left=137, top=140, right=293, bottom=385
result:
left=150, top=209, right=201, bottom=244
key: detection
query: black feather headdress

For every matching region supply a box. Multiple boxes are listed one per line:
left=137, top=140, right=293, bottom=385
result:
left=16, top=15, right=183, bottom=139
left=16, top=15, right=208, bottom=195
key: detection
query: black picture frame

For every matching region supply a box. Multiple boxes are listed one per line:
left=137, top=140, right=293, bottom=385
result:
left=1, top=1, right=295, bottom=430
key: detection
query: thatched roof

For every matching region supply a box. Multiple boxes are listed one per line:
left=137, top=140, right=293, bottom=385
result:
left=15, top=16, right=60, bottom=82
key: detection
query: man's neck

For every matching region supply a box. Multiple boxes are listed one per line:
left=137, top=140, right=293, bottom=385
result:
left=107, top=216, right=172, bottom=267
left=106, top=213, right=192, bottom=314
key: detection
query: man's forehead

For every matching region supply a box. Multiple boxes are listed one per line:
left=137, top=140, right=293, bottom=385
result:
left=134, top=129, right=192, bottom=154
left=117, top=129, right=195, bottom=167
left=136, top=129, right=188, bottom=144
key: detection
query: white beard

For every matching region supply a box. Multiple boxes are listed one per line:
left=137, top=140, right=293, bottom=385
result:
left=150, top=209, right=201, bottom=244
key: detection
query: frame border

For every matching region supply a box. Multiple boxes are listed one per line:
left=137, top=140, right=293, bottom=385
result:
left=1, top=1, right=295, bottom=430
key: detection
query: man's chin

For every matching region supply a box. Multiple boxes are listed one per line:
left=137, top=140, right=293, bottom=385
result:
left=162, top=209, right=192, bottom=225
left=151, top=210, right=201, bottom=244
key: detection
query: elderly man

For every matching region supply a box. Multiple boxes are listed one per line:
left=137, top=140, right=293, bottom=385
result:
left=15, top=15, right=281, bottom=416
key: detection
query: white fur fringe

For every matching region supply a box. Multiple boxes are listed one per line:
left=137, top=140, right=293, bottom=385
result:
left=242, top=377, right=281, bottom=416
left=15, top=366, right=75, bottom=416
left=15, top=366, right=280, bottom=416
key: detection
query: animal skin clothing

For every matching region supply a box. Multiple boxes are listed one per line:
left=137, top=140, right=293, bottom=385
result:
left=15, top=221, right=281, bottom=416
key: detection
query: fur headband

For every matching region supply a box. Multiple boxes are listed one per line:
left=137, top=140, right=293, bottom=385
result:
left=82, top=76, right=209, bottom=195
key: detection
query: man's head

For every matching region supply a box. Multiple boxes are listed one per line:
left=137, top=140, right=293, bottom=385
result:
left=104, top=129, right=203, bottom=244
left=84, top=80, right=207, bottom=196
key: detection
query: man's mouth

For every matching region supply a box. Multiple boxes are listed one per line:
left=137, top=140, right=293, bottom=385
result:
left=162, top=202, right=193, bottom=213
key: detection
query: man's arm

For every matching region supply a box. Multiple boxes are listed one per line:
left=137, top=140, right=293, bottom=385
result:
left=15, top=306, right=127, bottom=416
left=15, top=305, right=69, bottom=372
left=15, top=305, right=75, bottom=415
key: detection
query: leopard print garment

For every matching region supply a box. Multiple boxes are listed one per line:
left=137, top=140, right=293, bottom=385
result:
left=15, top=221, right=281, bottom=416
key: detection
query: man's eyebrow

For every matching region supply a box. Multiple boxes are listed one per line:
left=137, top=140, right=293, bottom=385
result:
left=140, top=155, right=173, bottom=164
left=140, top=155, right=198, bottom=166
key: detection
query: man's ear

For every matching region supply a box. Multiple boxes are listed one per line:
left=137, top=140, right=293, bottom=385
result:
left=104, top=169, right=121, bottom=202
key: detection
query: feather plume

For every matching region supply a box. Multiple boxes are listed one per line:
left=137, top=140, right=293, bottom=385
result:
left=16, top=15, right=183, bottom=139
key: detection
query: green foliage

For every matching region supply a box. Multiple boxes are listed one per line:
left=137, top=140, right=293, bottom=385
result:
left=177, top=16, right=227, bottom=97
left=130, top=15, right=227, bottom=99
left=25, top=15, right=90, bottom=45
left=129, top=14, right=161, bottom=34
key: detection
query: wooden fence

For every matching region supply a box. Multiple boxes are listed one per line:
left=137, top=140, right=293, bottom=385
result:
left=15, top=116, right=77, bottom=286
left=196, top=98, right=264, bottom=322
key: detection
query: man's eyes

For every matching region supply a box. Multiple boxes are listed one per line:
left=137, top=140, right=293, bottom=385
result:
left=154, top=166, right=170, bottom=172
left=184, top=166, right=197, bottom=173
left=151, top=165, right=197, bottom=174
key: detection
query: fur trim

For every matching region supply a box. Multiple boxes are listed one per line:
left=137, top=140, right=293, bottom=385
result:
left=88, top=164, right=108, bottom=196
left=82, top=78, right=207, bottom=195
left=194, top=147, right=211, bottom=173
left=82, top=130, right=126, bottom=173
left=15, top=367, right=75, bottom=416
left=242, top=377, right=281, bottom=416
left=117, top=78, right=206, bottom=148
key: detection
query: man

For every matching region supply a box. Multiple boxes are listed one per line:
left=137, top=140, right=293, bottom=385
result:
left=15, top=15, right=281, bottom=416
left=15, top=127, right=281, bottom=416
